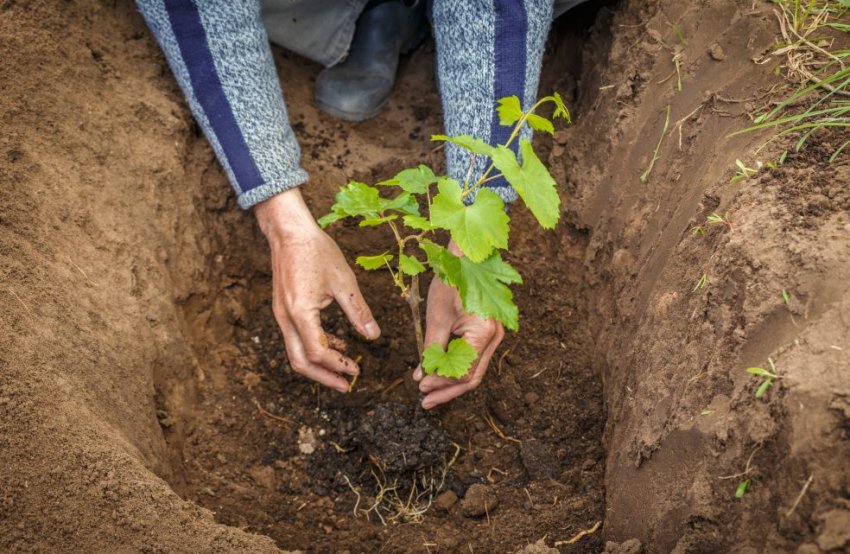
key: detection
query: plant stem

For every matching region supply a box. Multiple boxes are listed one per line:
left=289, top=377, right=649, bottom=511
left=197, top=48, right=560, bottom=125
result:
left=406, top=274, right=424, bottom=360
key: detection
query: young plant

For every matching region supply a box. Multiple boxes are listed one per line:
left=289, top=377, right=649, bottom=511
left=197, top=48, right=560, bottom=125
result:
left=692, top=272, right=709, bottom=293
left=319, top=94, right=570, bottom=379
left=747, top=357, right=781, bottom=398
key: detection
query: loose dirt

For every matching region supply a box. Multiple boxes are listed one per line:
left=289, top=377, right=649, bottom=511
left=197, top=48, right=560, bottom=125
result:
left=2, top=1, right=849, bottom=553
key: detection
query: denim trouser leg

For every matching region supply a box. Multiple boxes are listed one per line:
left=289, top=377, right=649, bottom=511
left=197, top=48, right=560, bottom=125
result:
left=261, top=0, right=369, bottom=67
left=261, top=0, right=592, bottom=69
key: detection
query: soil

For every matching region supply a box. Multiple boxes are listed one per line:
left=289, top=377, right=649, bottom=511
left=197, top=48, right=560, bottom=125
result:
left=2, top=1, right=849, bottom=553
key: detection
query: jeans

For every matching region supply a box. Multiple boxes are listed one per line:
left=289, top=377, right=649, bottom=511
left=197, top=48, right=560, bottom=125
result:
left=261, top=0, right=592, bottom=67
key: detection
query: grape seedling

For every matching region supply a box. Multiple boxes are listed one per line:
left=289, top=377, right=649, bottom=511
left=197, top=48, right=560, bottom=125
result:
left=320, top=94, right=570, bottom=379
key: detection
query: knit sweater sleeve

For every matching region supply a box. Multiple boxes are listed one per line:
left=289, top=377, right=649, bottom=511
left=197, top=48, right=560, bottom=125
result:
left=432, top=0, right=553, bottom=204
left=136, top=0, right=308, bottom=209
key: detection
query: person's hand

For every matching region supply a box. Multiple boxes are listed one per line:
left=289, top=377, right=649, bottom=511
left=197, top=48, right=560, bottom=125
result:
left=412, top=240, right=505, bottom=409
left=255, top=188, right=380, bottom=393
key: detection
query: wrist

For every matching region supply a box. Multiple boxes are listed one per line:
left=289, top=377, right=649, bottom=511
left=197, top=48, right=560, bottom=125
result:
left=254, top=188, right=319, bottom=242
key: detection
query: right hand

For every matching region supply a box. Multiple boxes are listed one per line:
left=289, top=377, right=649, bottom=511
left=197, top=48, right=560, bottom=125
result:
left=254, top=188, right=380, bottom=393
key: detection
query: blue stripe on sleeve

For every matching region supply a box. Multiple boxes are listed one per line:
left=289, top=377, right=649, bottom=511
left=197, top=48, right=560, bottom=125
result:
left=165, top=0, right=265, bottom=192
left=489, top=0, right=528, bottom=191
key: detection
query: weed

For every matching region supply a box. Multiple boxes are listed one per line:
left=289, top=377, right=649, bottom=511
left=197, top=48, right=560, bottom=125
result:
left=641, top=105, right=671, bottom=182
left=320, top=94, right=569, bottom=379
left=747, top=357, right=781, bottom=398
left=732, top=1, right=850, bottom=161
left=735, top=479, right=751, bottom=498
left=730, top=159, right=765, bottom=182
left=693, top=272, right=709, bottom=292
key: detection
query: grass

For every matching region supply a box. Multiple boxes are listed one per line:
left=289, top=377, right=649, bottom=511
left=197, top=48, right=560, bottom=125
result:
left=731, top=1, right=850, bottom=161
left=641, top=105, right=672, bottom=182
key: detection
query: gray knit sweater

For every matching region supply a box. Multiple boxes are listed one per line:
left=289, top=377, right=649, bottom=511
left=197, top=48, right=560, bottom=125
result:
left=136, top=0, right=552, bottom=209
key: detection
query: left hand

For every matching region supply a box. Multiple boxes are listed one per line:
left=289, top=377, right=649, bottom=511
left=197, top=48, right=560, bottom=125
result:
left=412, top=240, right=505, bottom=410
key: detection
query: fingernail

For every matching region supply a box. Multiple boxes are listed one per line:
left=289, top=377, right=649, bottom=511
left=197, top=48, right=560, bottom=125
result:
left=336, top=384, right=349, bottom=393
left=413, top=366, right=423, bottom=381
left=422, top=400, right=434, bottom=410
left=364, top=320, right=380, bottom=340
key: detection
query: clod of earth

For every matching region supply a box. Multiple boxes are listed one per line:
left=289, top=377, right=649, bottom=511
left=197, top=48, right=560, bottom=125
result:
left=459, top=483, right=499, bottom=518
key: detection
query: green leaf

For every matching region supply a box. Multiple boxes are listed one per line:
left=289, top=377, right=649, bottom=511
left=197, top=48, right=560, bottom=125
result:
left=527, top=113, right=555, bottom=135
left=356, top=253, right=393, bottom=270
left=496, top=96, right=523, bottom=127
left=317, top=211, right=344, bottom=228
left=402, top=214, right=434, bottom=231
left=457, top=254, right=522, bottom=330
left=378, top=165, right=437, bottom=194
left=491, top=140, right=561, bottom=229
left=755, top=379, right=772, bottom=399
left=422, top=338, right=477, bottom=379
left=735, top=479, right=750, bottom=498
left=431, top=134, right=495, bottom=157
left=430, top=179, right=509, bottom=263
left=359, top=214, right=398, bottom=227
left=551, top=92, right=571, bottom=122
left=746, top=367, right=776, bottom=378
left=421, top=243, right=522, bottom=331
left=384, top=191, right=420, bottom=216
left=332, top=181, right=385, bottom=219
left=398, top=254, right=426, bottom=276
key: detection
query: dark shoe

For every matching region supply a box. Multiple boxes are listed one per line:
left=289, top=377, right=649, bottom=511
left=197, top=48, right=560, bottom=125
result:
left=314, top=0, right=427, bottom=121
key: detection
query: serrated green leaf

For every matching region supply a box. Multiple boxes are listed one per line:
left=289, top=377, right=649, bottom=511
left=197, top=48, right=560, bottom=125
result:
left=356, top=253, right=393, bottom=270
left=430, top=179, right=509, bottom=263
left=422, top=338, right=477, bottom=379
left=491, top=140, right=561, bottom=229
left=755, top=379, right=772, bottom=399
left=359, top=214, right=398, bottom=227
left=746, top=367, right=776, bottom=378
left=402, top=214, right=434, bottom=231
left=497, top=96, right=523, bottom=126
left=399, top=254, right=426, bottom=276
left=378, top=165, right=437, bottom=194
left=384, top=191, right=420, bottom=216
left=735, top=479, right=750, bottom=498
left=332, top=181, right=385, bottom=219
left=527, top=113, right=554, bottom=135
left=420, top=243, right=521, bottom=331
left=551, top=92, right=571, bottom=122
left=431, top=134, right=495, bottom=157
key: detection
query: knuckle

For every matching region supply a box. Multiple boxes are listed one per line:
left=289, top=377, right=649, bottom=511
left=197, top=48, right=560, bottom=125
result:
left=304, top=346, right=326, bottom=363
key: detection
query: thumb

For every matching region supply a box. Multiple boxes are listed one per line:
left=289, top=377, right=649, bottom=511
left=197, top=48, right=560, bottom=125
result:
left=335, top=284, right=380, bottom=340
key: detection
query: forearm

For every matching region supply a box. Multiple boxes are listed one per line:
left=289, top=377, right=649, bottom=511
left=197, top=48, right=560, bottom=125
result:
left=432, top=0, right=552, bottom=203
left=136, top=0, right=308, bottom=208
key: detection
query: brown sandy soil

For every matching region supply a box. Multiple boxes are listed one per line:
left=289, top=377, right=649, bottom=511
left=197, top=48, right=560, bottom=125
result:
left=1, top=1, right=849, bottom=553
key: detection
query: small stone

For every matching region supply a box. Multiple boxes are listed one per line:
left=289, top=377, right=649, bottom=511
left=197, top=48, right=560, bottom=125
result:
left=521, top=539, right=559, bottom=554
left=434, top=490, right=458, bottom=512
left=709, top=43, right=726, bottom=61
left=298, top=426, right=317, bottom=455
left=215, top=453, right=227, bottom=464
left=460, top=484, right=499, bottom=518
left=242, top=371, right=261, bottom=389
left=524, top=392, right=540, bottom=405
left=796, top=544, right=821, bottom=554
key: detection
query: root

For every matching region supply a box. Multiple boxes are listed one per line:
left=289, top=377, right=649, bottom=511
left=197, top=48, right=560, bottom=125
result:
left=344, top=442, right=462, bottom=525
left=554, top=520, right=602, bottom=546
left=253, top=399, right=294, bottom=426
left=484, top=413, right=522, bottom=445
